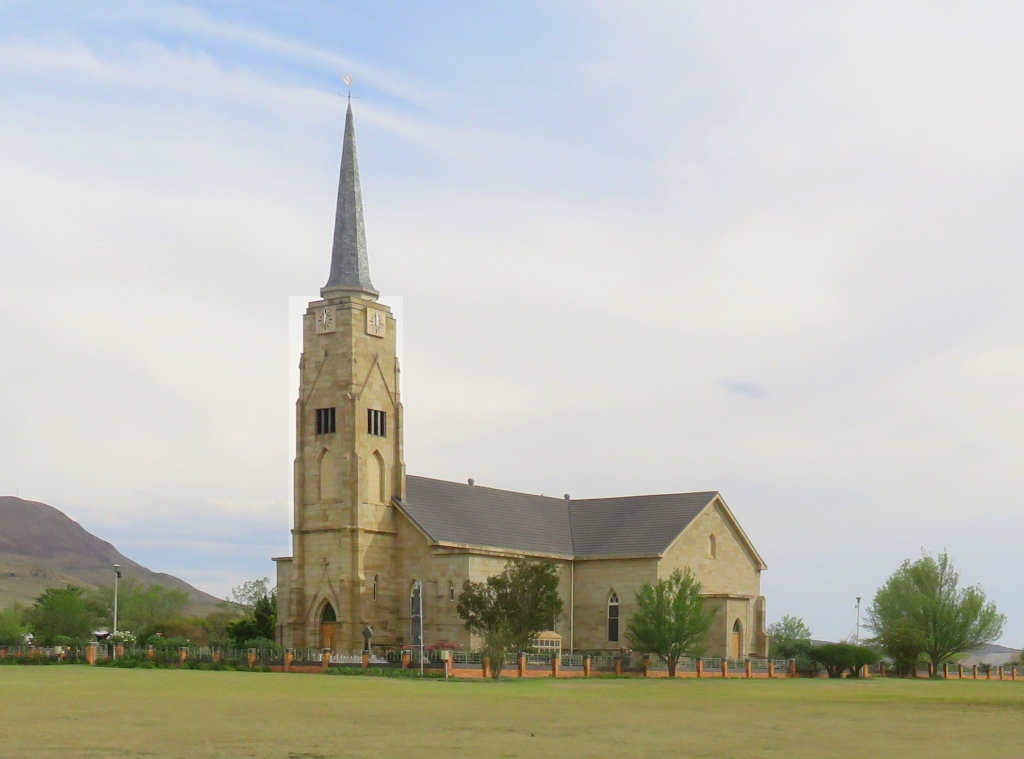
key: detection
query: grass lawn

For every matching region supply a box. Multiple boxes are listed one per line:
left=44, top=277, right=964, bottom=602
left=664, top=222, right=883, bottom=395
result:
left=2, top=668, right=1022, bottom=758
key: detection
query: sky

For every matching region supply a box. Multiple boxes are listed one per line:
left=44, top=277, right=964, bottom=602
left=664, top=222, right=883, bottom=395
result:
left=2, top=1, right=1023, bottom=645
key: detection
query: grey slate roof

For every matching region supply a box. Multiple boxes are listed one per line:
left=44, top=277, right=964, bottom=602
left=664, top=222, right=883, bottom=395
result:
left=399, top=475, right=719, bottom=559
left=323, top=102, right=377, bottom=297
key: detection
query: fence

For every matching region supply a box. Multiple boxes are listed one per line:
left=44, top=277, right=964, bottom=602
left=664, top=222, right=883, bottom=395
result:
left=4, top=644, right=1022, bottom=683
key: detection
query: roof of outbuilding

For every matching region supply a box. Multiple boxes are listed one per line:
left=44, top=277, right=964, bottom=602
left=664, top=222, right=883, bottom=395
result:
left=398, top=475, right=721, bottom=559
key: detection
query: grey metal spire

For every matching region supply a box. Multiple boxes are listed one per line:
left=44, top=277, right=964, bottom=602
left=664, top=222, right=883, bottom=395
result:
left=322, top=101, right=378, bottom=298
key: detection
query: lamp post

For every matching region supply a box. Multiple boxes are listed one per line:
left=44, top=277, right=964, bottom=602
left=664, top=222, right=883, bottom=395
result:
left=113, top=564, right=122, bottom=657
left=855, top=596, right=862, bottom=644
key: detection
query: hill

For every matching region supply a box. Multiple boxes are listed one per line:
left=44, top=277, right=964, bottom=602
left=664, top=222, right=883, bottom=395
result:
left=0, top=495, right=223, bottom=612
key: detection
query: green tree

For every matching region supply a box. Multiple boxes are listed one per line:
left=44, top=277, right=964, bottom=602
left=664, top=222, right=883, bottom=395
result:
left=85, top=579, right=190, bottom=634
left=457, top=558, right=563, bottom=679
left=625, top=569, right=714, bottom=677
left=866, top=549, right=1005, bottom=674
left=767, top=615, right=812, bottom=659
left=226, top=587, right=277, bottom=646
left=228, top=577, right=273, bottom=610
left=26, top=586, right=98, bottom=645
left=0, top=605, right=28, bottom=646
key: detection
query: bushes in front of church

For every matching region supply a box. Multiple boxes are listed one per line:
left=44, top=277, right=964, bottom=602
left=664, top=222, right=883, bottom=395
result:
left=808, top=643, right=879, bottom=678
left=324, top=666, right=445, bottom=679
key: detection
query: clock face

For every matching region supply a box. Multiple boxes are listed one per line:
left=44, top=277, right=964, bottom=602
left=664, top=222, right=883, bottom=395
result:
left=315, top=307, right=336, bottom=334
left=366, top=309, right=386, bottom=337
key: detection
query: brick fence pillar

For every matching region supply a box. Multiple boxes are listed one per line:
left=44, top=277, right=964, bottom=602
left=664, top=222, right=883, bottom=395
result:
left=213, top=650, right=222, bottom=664
left=518, top=653, right=526, bottom=677
left=322, top=648, right=331, bottom=672
left=721, top=659, right=728, bottom=678
left=551, top=655, right=560, bottom=678
left=114, top=644, right=125, bottom=659
left=745, top=660, right=752, bottom=679
left=86, top=643, right=98, bottom=666
left=768, top=660, right=775, bottom=678
left=789, top=659, right=797, bottom=677
left=986, top=666, right=992, bottom=680
left=248, top=648, right=257, bottom=669
left=285, top=649, right=295, bottom=672
left=361, top=652, right=370, bottom=669
left=583, top=655, right=591, bottom=678
left=1012, top=667, right=1017, bottom=682
left=178, top=647, right=188, bottom=665
left=401, top=651, right=411, bottom=669
left=147, top=645, right=155, bottom=659
left=443, top=655, right=452, bottom=678
left=696, top=659, right=703, bottom=678
left=972, top=665, right=978, bottom=680
left=999, top=666, right=1004, bottom=681
left=613, top=657, right=622, bottom=676
left=958, top=664, right=963, bottom=679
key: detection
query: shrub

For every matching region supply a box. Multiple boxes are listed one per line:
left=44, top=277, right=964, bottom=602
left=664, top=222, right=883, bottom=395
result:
left=809, top=643, right=879, bottom=678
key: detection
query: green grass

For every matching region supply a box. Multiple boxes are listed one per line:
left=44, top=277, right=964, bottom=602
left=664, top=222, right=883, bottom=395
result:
left=2, top=668, right=1023, bottom=758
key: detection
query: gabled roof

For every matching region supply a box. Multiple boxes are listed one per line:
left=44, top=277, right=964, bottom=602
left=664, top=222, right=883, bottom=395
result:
left=400, top=476, right=573, bottom=556
left=397, top=475, right=735, bottom=560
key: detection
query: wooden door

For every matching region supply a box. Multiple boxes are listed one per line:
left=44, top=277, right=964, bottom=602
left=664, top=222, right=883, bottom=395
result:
left=321, top=622, right=336, bottom=651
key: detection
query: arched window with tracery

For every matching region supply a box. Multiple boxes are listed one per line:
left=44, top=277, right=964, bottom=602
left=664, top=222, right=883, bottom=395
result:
left=607, top=592, right=620, bottom=643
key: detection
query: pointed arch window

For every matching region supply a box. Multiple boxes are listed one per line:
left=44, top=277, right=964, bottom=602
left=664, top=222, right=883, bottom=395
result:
left=708, top=533, right=717, bottom=559
left=607, top=592, right=620, bottom=643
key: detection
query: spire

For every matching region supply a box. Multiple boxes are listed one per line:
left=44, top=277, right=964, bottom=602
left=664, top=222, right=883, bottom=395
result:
left=322, top=101, right=378, bottom=299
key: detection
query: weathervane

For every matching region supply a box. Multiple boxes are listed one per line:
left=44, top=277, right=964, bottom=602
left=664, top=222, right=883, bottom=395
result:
left=342, top=75, right=358, bottom=102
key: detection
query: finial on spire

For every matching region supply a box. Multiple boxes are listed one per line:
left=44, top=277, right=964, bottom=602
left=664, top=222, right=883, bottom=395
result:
left=343, top=75, right=353, bottom=102
left=321, top=91, right=377, bottom=299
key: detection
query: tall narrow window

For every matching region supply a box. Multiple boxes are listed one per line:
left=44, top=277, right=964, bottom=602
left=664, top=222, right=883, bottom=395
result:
left=449, top=581, right=456, bottom=602
left=315, top=407, right=336, bottom=435
left=708, top=533, right=717, bottom=559
left=372, top=575, right=379, bottom=601
left=608, top=592, right=620, bottom=643
left=368, top=409, right=387, bottom=437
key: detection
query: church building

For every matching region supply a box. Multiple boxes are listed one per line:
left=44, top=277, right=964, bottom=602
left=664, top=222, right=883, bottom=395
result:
left=274, top=104, right=769, bottom=659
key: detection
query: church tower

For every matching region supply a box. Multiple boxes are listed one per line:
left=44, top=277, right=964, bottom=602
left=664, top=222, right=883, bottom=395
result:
left=275, top=102, right=405, bottom=651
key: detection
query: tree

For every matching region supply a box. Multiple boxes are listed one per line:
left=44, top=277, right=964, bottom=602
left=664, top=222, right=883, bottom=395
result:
left=229, top=578, right=273, bottom=610
left=26, top=586, right=98, bottom=645
left=625, top=569, right=714, bottom=677
left=85, top=579, right=190, bottom=634
left=457, top=558, right=563, bottom=679
left=226, top=586, right=277, bottom=646
left=0, top=605, right=27, bottom=646
left=767, top=615, right=812, bottom=659
left=866, top=549, right=1005, bottom=673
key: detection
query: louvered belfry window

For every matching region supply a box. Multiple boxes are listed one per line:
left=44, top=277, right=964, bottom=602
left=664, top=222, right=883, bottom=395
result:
left=315, top=407, right=336, bottom=435
left=368, top=409, right=387, bottom=437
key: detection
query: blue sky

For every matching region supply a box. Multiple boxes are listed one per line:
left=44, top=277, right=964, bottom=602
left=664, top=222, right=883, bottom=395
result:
left=2, top=1, right=1024, bottom=646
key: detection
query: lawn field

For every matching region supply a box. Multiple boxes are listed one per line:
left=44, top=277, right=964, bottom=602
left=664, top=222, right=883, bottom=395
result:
left=2, top=668, right=1023, bottom=758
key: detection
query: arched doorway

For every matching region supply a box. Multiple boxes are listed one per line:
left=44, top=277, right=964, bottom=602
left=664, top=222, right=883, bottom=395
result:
left=731, top=619, right=742, bottom=660
left=320, top=603, right=338, bottom=651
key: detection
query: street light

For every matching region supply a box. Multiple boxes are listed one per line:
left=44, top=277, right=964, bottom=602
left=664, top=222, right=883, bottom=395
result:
left=113, top=564, right=122, bottom=657
left=855, top=596, right=862, bottom=644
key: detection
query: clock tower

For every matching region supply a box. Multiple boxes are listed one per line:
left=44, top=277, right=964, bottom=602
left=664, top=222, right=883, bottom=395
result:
left=275, top=101, right=405, bottom=651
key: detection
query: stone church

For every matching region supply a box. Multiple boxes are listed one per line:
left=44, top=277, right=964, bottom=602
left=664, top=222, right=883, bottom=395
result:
left=274, top=104, right=769, bottom=659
